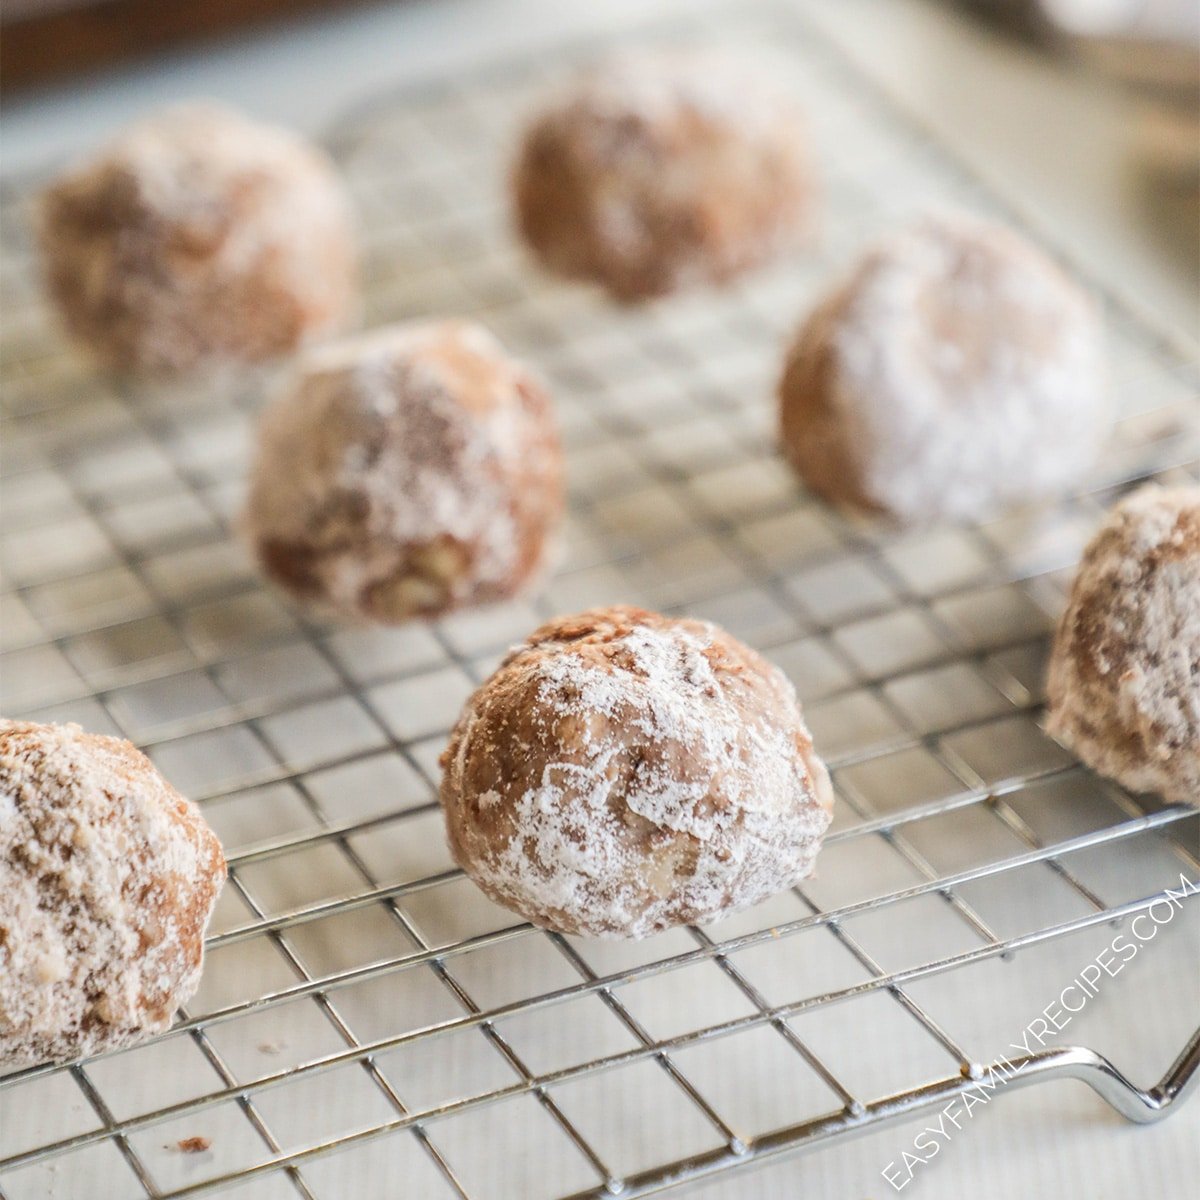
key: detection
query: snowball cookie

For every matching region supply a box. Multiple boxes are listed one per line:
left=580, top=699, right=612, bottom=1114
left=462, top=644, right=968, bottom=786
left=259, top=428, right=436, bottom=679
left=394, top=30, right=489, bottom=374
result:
left=512, top=51, right=814, bottom=300
left=1, top=721, right=225, bottom=1068
left=779, top=212, right=1109, bottom=523
left=244, top=320, right=563, bottom=623
left=440, top=606, right=834, bottom=938
left=37, top=103, right=356, bottom=373
left=1046, top=485, right=1200, bottom=806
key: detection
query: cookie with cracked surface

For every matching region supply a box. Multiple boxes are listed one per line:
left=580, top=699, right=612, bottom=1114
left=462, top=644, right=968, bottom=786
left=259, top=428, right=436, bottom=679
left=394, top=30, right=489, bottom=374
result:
left=1, top=720, right=225, bottom=1069
left=440, top=606, right=833, bottom=938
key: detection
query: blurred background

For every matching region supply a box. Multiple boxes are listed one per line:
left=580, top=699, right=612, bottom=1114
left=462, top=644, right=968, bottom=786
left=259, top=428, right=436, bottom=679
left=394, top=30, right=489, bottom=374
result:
left=0, top=4, right=1197, bottom=1200
left=2, top=0, right=1198, bottom=349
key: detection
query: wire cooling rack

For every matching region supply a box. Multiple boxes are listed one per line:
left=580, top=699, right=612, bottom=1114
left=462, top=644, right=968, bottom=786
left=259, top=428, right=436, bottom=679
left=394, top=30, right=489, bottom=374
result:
left=1, top=3, right=1198, bottom=1198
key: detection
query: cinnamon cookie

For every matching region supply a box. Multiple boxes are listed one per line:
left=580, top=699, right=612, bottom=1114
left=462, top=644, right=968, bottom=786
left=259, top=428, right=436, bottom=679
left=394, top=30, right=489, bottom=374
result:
left=440, top=606, right=833, bottom=938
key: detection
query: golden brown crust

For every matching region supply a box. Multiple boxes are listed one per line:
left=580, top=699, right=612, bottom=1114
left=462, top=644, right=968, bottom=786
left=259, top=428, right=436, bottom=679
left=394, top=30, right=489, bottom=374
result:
left=440, top=606, right=833, bottom=938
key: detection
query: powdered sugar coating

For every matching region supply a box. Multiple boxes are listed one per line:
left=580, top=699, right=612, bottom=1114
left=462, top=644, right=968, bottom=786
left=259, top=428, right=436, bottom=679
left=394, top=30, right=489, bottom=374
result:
left=1, top=721, right=225, bottom=1069
left=780, top=212, right=1109, bottom=523
left=440, top=606, right=834, bottom=938
left=37, top=102, right=357, bottom=373
left=243, top=320, right=563, bottom=623
left=1046, top=485, right=1200, bottom=805
left=513, top=50, right=814, bottom=300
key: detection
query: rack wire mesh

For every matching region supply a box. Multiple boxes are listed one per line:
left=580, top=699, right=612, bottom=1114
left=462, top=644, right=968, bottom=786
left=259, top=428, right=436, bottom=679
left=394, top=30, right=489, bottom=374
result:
left=1, top=3, right=1198, bottom=1197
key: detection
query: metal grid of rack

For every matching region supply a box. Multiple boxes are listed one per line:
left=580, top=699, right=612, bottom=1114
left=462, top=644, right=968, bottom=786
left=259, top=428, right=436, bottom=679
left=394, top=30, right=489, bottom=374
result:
left=1, top=4, right=1197, bottom=1197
